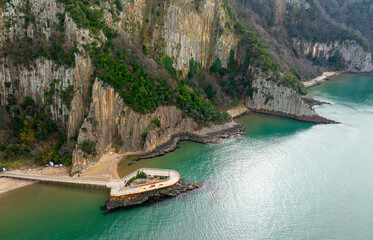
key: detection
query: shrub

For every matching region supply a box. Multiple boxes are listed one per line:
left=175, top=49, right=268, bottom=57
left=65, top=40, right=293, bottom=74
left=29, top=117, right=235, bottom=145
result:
left=114, top=0, right=122, bottom=11
left=61, top=155, right=73, bottom=165
left=128, top=170, right=148, bottom=184
left=20, top=119, right=37, bottom=145
left=78, top=141, right=97, bottom=156
left=35, top=146, right=60, bottom=165
left=204, top=84, right=216, bottom=101
left=4, top=143, right=30, bottom=159
left=188, top=58, right=200, bottom=79
left=0, top=143, right=8, bottom=151
left=152, top=119, right=161, bottom=128
left=210, top=58, right=222, bottom=73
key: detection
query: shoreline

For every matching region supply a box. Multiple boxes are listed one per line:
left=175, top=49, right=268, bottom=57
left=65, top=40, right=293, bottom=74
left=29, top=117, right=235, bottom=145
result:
left=0, top=101, right=333, bottom=196
left=0, top=178, right=37, bottom=197
left=0, top=165, right=70, bottom=196
left=247, top=108, right=338, bottom=124
left=140, top=120, right=245, bottom=159
left=303, top=72, right=341, bottom=88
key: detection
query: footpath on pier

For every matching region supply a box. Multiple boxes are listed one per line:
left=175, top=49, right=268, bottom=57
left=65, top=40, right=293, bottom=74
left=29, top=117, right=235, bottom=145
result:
left=0, top=168, right=180, bottom=197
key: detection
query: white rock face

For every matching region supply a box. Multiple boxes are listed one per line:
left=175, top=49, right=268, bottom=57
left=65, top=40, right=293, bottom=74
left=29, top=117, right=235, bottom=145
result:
left=0, top=0, right=93, bottom=136
left=245, top=74, right=327, bottom=122
left=163, top=0, right=236, bottom=73
left=0, top=58, right=74, bottom=122
left=1, top=0, right=63, bottom=41
left=293, top=38, right=373, bottom=72
left=285, top=0, right=310, bottom=9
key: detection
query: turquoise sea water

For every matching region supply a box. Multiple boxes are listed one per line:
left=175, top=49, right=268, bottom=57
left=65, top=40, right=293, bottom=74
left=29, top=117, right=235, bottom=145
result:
left=1, top=74, right=373, bottom=239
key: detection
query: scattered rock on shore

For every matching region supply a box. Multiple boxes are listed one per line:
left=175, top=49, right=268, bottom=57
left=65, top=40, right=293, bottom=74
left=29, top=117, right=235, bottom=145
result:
left=303, top=96, right=331, bottom=107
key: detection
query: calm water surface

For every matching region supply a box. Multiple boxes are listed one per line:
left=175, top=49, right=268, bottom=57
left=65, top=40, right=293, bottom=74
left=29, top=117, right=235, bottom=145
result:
left=1, top=74, right=373, bottom=239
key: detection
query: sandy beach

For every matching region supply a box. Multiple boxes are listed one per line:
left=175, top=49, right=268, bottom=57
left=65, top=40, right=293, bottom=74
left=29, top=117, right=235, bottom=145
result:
left=303, top=72, right=341, bottom=88
left=226, top=105, right=249, bottom=118
left=0, top=178, right=36, bottom=197
left=0, top=151, right=132, bottom=196
left=0, top=159, right=115, bottom=197
left=0, top=165, right=70, bottom=196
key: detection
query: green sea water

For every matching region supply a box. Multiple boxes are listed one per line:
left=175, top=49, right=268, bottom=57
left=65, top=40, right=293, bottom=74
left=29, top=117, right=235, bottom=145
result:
left=1, top=74, right=373, bottom=240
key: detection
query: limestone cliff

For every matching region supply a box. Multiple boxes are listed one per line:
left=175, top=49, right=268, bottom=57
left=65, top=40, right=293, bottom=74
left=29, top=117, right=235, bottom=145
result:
left=0, top=0, right=92, bottom=138
left=0, top=0, right=349, bottom=173
left=245, top=72, right=332, bottom=123
left=163, top=0, right=236, bottom=72
left=72, top=80, right=244, bottom=173
left=293, top=38, right=373, bottom=72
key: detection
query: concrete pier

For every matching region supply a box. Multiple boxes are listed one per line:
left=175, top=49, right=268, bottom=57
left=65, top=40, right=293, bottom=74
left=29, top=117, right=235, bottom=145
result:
left=0, top=168, right=180, bottom=197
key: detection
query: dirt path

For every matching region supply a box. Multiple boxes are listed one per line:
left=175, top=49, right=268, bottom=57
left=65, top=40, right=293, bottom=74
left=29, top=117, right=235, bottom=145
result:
left=80, top=151, right=142, bottom=180
left=303, top=72, right=340, bottom=88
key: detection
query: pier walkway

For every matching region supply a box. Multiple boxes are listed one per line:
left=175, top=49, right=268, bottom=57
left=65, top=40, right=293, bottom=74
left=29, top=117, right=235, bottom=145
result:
left=109, top=168, right=180, bottom=196
left=0, top=168, right=180, bottom=197
left=0, top=172, right=109, bottom=187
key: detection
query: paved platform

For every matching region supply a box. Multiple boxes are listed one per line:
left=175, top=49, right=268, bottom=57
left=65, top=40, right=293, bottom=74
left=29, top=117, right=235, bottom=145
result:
left=0, top=168, right=180, bottom=197
left=109, top=168, right=180, bottom=197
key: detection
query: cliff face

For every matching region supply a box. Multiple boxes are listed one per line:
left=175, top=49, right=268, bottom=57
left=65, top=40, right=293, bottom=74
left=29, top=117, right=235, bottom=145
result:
left=0, top=0, right=246, bottom=173
left=293, top=38, right=373, bottom=72
left=163, top=0, right=236, bottom=72
left=245, top=72, right=331, bottom=123
left=72, top=80, right=244, bottom=173
left=0, top=0, right=92, bottom=138
left=0, top=0, right=347, bottom=173
left=234, top=0, right=373, bottom=77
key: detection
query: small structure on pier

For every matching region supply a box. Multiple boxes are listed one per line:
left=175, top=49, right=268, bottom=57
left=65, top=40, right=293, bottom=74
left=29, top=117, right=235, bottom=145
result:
left=108, top=168, right=180, bottom=197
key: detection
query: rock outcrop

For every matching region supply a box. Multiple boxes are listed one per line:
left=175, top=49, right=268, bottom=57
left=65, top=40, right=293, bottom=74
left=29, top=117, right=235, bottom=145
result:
left=72, top=80, right=245, bottom=173
left=245, top=75, right=334, bottom=123
left=293, top=38, right=373, bottom=72
left=0, top=0, right=350, bottom=174
left=105, top=179, right=200, bottom=212
left=163, top=0, right=236, bottom=73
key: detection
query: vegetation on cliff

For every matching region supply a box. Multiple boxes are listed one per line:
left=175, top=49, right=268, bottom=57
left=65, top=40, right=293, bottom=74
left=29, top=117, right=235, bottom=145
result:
left=1, top=0, right=354, bottom=170
left=284, top=1, right=369, bottom=52
left=318, top=0, right=373, bottom=52
left=0, top=98, right=71, bottom=170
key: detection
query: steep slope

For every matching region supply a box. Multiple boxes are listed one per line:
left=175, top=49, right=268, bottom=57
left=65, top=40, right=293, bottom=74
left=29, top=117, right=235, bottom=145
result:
left=230, top=0, right=373, bottom=75
left=0, top=0, right=331, bottom=173
left=317, top=0, right=373, bottom=49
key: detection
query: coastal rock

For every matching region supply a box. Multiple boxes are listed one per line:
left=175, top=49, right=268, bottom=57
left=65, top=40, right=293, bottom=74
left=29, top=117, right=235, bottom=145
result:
left=105, top=180, right=200, bottom=211
left=292, top=38, right=373, bottom=73
left=72, top=80, right=245, bottom=173
left=0, top=0, right=92, bottom=136
left=245, top=73, right=334, bottom=123
left=302, top=96, right=330, bottom=107
left=0, top=0, right=343, bottom=174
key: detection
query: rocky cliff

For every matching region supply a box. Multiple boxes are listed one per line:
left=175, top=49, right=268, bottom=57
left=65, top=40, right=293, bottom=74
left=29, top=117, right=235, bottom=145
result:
left=72, top=80, right=244, bottom=173
left=0, top=0, right=348, bottom=173
left=163, top=0, right=236, bottom=73
left=293, top=38, right=373, bottom=72
left=245, top=73, right=332, bottom=123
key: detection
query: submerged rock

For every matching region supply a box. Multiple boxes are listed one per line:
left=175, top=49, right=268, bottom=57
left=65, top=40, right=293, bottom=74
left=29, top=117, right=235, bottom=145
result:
left=303, top=96, right=331, bottom=107
left=105, top=180, right=200, bottom=212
